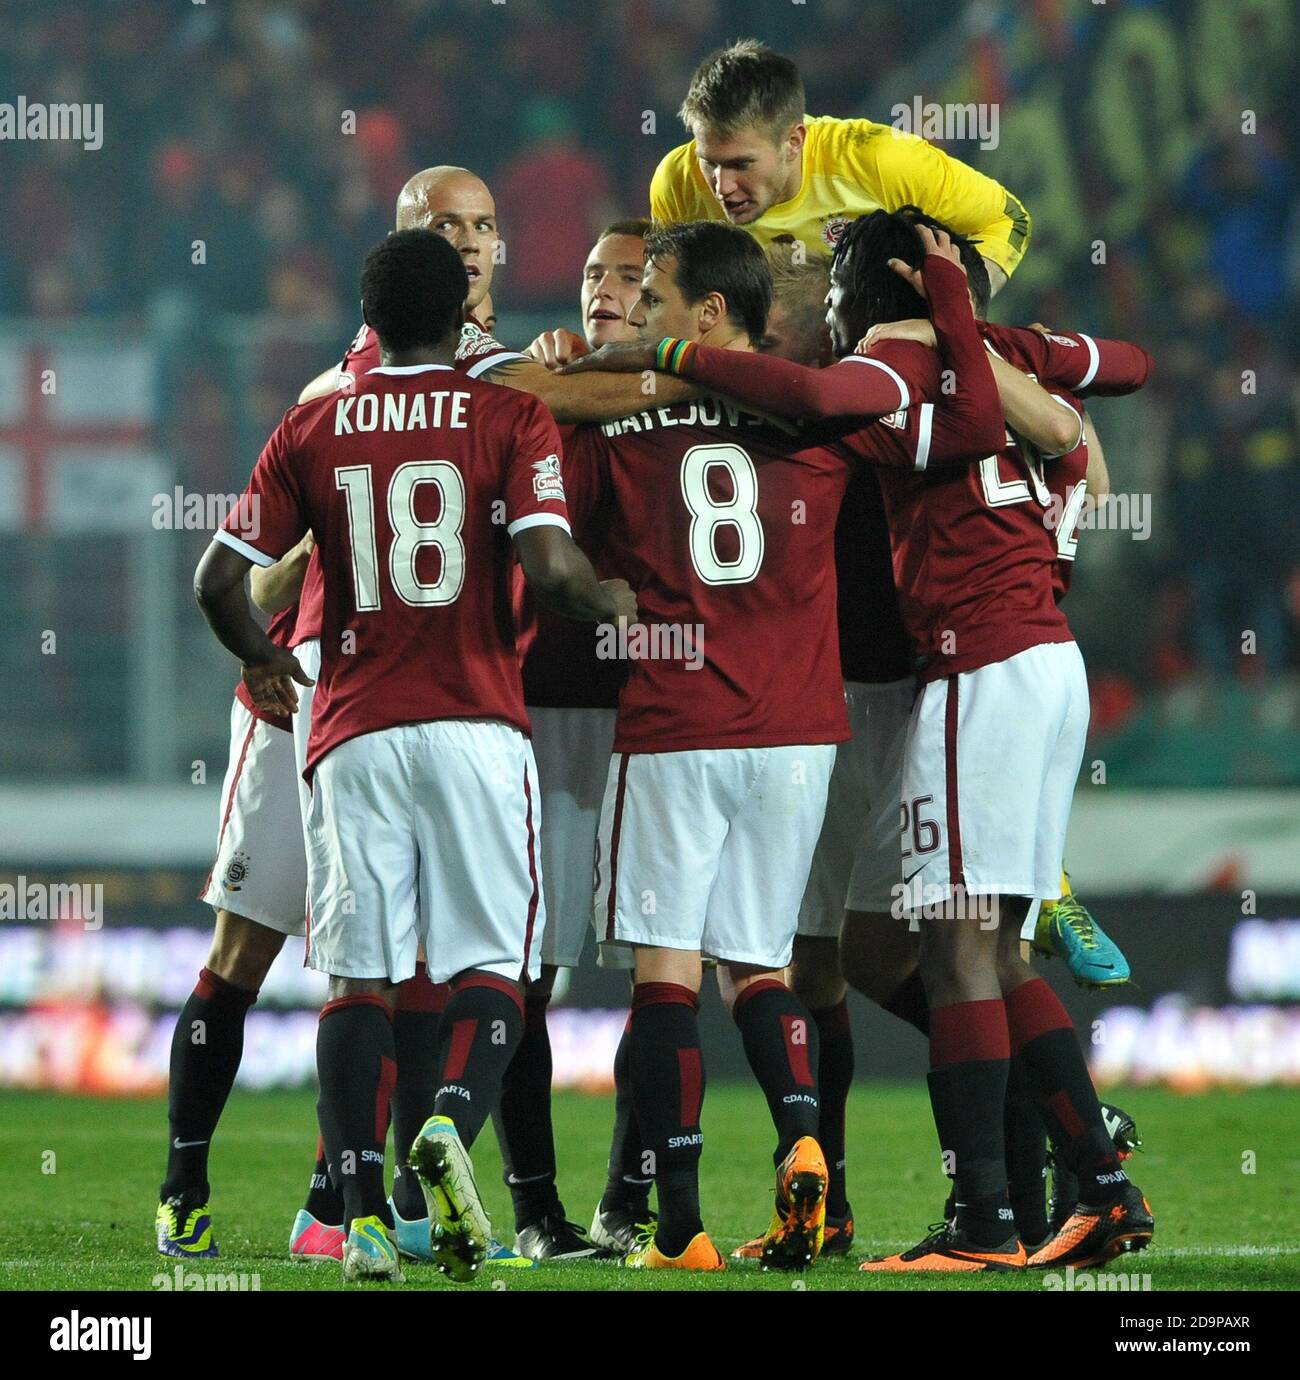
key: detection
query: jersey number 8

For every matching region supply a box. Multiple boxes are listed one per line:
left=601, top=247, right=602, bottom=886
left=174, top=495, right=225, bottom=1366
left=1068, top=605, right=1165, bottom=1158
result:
left=680, top=443, right=765, bottom=585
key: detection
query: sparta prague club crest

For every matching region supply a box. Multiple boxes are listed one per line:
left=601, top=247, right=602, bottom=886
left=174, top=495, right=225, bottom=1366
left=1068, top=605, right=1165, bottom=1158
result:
left=224, top=851, right=250, bottom=891
left=821, top=215, right=852, bottom=249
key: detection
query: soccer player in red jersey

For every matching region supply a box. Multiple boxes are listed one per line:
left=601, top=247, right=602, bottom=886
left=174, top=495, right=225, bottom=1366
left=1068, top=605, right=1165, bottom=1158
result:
left=498, top=220, right=658, bottom=1261
left=194, top=230, right=635, bottom=1282
left=585, top=207, right=1156, bottom=1271
left=561, top=220, right=1005, bottom=1270
left=267, top=175, right=684, bottom=1264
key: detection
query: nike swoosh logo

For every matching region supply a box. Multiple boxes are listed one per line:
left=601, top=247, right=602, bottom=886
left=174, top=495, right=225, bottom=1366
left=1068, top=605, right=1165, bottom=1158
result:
left=173, top=1138, right=208, bottom=1149
left=903, top=863, right=929, bottom=886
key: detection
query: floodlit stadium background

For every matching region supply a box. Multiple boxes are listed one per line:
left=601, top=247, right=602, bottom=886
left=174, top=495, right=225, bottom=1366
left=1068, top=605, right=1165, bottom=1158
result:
left=0, top=0, right=1297, bottom=1094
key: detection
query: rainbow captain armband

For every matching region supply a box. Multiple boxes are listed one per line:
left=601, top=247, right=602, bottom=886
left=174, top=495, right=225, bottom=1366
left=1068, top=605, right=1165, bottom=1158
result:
left=656, top=337, right=698, bottom=375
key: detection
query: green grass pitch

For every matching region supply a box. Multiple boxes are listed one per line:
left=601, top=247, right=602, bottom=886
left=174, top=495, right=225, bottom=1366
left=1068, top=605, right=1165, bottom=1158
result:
left=2, top=1085, right=1297, bottom=1291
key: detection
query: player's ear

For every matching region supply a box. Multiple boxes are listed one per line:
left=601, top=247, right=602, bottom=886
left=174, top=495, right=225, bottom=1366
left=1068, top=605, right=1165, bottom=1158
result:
left=783, top=122, right=807, bottom=159
left=699, top=290, right=726, bottom=333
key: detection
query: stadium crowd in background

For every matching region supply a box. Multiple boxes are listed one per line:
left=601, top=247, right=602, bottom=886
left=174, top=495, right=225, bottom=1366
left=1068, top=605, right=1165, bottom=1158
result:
left=1, top=0, right=1297, bottom=744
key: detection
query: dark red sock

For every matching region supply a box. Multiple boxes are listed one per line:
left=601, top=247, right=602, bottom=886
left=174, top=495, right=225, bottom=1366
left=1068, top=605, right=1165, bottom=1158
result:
left=161, top=967, right=258, bottom=1203
left=927, top=998, right=1013, bottom=1246
left=810, top=1000, right=854, bottom=1216
left=316, top=994, right=396, bottom=1229
left=733, top=979, right=820, bottom=1165
left=434, top=973, right=523, bottom=1148
left=629, top=983, right=704, bottom=1257
left=1005, top=978, right=1122, bottom=1205
left=390, top=962, right=448, bottom=1218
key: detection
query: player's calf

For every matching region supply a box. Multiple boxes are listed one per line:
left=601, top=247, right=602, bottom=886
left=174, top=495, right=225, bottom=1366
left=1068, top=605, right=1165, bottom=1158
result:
left=627, top=961, right=709, bottom=1263
left=315, top=977, right=398, bottom=1237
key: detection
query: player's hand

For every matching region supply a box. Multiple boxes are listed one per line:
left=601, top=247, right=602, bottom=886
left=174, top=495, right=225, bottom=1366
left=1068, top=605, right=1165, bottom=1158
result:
left=558, top=340, right=656, bottom=375
left=242, top=646, right=314, bottom=717
left=525, top=328, right=589, bottom=371
left=886, top=223, right=965, bottom=300
left=601, top=577, right=638, bottom=628
left=856, top=318, right=937, bottom=353
left=1027, top=322, right=1054, bottom=337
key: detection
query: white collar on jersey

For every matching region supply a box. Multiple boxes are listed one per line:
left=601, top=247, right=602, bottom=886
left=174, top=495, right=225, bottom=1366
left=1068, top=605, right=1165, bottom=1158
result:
left=367, top=364, right=456, bottom=375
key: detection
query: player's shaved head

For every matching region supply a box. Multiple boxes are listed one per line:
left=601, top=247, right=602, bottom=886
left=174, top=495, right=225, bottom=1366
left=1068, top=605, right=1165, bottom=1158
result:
left=396, top=167, right=493, bottom=229
left=395, top=167, right=499, bottom=311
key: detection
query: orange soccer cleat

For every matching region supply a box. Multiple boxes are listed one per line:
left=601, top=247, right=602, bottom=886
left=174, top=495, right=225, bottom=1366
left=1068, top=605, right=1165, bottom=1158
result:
left=623, top=1229, right=726, bottom=1271
left=860, top=1223, right=1027, bottom=1273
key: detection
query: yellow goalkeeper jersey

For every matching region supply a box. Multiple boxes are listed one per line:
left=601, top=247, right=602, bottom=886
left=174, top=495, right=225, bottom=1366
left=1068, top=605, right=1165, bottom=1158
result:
left=650, top=115, right=1030, bottom=279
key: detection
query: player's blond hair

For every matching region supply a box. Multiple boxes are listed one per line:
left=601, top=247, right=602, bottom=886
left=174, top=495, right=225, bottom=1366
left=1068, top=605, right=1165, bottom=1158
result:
left=678, top=39, right=805, bottom=140
left=765, top=240, right=830, bottom=348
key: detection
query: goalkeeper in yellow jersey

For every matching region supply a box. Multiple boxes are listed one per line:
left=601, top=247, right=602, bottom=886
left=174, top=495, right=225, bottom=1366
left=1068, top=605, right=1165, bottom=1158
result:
left=650, top=39, right=1030, bottom=294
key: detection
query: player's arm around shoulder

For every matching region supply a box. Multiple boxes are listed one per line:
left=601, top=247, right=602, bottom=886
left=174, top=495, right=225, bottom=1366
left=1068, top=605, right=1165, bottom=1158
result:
left=489, top=352, right=697, bottom=424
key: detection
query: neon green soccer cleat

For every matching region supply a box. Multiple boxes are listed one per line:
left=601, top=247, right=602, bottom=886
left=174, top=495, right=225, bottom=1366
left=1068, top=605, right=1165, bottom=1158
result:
left=341, top=1214, right=404, bottom=1283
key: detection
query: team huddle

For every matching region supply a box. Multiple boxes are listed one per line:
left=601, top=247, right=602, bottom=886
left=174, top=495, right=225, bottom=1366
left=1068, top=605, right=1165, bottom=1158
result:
left=160, top=41, right=1153, bottom=1282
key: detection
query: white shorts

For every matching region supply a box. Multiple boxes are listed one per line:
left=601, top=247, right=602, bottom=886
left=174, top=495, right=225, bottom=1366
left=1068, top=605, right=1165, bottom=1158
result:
left=201, top=696, right=307, bottom=937
left=304, top=719, right=544, bottom=985
left=899, top=641, right=1088, bottom=913
left=594, top=744, right=836, bottom=971
left=527, top=705, right=616, bottom=969
left=290, top=637, right=321, bottom=829
left=798, top=679, right=913, bottom=936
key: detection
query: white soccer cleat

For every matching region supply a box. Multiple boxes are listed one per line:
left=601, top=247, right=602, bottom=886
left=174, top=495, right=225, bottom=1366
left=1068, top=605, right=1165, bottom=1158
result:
left=408, top=1114, right=491, bottom=1283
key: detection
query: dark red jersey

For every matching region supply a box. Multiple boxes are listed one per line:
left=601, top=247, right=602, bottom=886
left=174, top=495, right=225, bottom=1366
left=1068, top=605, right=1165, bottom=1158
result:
left=977, top=321, right=1152, bottom=605
left=666, top=258, right=1010, bottom=685
left=678, top=290, right=1149, bottom=681
left=565, top=398, right=855, bottom=754
left=219, top=365, right=569, bottom=775
left=292, top=315, right=527, bottom=648
left=517, top=423, right=625, bottom=710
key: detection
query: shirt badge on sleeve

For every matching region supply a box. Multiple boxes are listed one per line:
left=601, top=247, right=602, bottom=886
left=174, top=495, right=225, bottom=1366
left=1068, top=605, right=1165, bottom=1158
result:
left=531, top=454, right=566, bottom=503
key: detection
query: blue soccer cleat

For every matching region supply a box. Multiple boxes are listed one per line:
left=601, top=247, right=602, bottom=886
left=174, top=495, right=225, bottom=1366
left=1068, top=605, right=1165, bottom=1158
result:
left=1033, top=871, right=1131, bottom=988
left=389, top=1196, right=535, bottom=1269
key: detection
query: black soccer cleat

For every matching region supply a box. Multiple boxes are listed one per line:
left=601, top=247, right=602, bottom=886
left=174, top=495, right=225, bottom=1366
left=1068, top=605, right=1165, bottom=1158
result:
left=514, top=1212, right=613, bottom=1261
left=1027, top=1181, right=1154, bottom=1269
